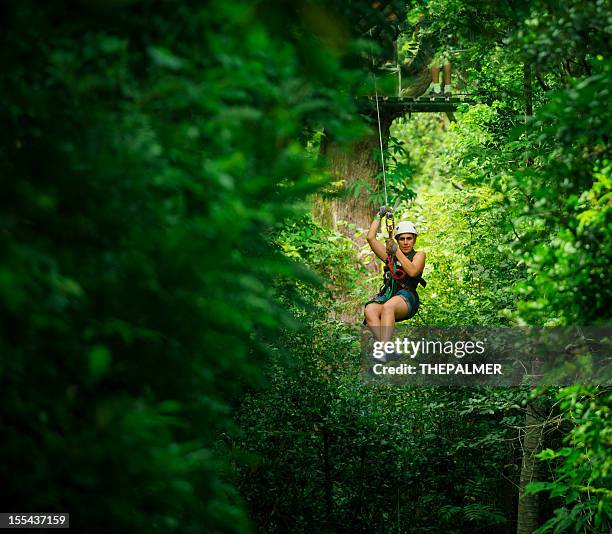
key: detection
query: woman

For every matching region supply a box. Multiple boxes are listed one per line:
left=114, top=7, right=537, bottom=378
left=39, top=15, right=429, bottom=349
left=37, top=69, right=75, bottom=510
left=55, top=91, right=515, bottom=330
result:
left=364, top=207, right=426, bottom=345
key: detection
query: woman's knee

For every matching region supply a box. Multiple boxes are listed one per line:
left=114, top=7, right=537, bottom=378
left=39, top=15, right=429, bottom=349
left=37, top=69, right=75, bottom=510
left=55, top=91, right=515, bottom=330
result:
left=382, top=301, right=396, bottom=315
left=365, top=304, right=381, bottom=321
left=383, top=298, right=409, bottom=318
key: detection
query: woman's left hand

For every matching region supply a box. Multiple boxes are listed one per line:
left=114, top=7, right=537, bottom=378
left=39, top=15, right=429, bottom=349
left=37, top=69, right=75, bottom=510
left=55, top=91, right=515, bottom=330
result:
left=385, top=238, right=398, bottom=255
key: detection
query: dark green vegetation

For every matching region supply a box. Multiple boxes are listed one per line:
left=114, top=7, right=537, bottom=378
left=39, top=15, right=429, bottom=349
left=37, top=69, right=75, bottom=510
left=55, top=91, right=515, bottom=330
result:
left=1, top=1, right=610, bottom=533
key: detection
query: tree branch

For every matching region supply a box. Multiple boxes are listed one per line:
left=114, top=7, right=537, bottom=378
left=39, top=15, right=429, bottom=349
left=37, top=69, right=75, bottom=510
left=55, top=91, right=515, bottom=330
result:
left=535, top=72, right=550, bottom=92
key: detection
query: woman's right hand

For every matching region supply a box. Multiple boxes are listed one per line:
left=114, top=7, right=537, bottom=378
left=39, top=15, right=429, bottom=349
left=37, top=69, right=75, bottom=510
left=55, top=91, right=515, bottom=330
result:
left=377, top=205, right=393, bottom=219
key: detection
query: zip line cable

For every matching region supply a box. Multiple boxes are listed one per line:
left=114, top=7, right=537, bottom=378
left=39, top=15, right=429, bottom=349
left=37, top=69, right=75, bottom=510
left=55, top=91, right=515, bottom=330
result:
left=374, top=84, right=388, bottom=207
left=369, top=28, right=389, bottom=207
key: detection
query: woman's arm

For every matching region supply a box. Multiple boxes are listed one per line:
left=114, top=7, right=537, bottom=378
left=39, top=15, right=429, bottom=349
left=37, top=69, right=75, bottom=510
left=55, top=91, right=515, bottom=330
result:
left=367, top=217, right=388, bottom=262
left=395, top=248, right=426, bottom=277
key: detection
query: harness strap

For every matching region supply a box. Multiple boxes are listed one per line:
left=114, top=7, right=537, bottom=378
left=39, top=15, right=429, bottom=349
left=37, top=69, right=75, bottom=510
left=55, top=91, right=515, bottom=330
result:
left=387, top=253, right=407, bottom=280
left=383, top=253, right=427, bottom=293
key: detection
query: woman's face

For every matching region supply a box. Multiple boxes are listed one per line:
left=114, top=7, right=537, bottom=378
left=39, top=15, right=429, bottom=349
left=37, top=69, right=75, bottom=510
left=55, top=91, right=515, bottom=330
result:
left=397, top=233, right=416, bottom=253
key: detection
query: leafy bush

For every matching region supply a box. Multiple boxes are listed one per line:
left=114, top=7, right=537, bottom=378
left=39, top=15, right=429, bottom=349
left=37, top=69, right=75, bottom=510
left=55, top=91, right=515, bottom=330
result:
left=0, top=1, right=366, bottom=530
left=527, top=386, right=612, bottom=533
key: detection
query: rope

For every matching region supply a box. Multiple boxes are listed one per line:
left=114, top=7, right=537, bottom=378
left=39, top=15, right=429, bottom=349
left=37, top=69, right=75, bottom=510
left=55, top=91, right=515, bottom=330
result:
left=369, top=29, right=389, bottom=207
left=374, top=86, right=388, bottom=207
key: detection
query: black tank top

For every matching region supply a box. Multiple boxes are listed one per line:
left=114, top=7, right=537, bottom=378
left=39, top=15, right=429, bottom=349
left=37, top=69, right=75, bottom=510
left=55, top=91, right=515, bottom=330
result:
left=383, top=250, right=424, bottom=295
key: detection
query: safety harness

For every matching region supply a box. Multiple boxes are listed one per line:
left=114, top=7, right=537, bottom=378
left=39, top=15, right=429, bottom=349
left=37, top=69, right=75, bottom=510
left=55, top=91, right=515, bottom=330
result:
left=378, top=251, right=427, bottom=300
left=378, top=212, right=427, bottom=300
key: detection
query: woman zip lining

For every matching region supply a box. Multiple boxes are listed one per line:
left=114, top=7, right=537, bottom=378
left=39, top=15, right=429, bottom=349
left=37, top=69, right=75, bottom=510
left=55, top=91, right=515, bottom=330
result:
left=364, top=209, right=426, bottom=354
left=363, top=19, right=426, bottom=359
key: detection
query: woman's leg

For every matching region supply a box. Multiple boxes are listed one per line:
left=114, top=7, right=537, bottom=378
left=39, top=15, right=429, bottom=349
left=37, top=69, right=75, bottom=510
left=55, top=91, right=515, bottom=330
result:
left=431, top=64, right=440, bottom=84
left=364, top=302, right=384, bottom=341
left=443, top=62, right=453, bottom=95
left=443, top=62, right=452, bottom=85
left=380, top=296, right=410, bottom=343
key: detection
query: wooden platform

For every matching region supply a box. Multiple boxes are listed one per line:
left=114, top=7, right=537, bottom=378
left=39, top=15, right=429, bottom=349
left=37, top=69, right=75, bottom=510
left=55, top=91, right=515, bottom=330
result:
left=363, top=94, right=477, bottom=113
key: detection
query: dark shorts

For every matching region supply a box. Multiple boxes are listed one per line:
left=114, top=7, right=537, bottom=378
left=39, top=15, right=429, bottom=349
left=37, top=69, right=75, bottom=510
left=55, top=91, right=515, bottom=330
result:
left=364, top=290, right=419, bottom=321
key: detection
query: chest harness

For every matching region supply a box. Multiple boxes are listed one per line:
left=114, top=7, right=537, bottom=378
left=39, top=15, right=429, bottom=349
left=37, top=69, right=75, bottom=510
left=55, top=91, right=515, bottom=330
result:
left=378, top=213, right=427, bottom=300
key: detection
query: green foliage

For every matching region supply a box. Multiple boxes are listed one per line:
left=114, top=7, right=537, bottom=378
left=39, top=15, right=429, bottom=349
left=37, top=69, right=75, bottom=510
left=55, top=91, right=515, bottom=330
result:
left=527, top=387, right=612, bottom=533
left=389, top=3, right=612, bottom=529
left=391, top=111, right=524, bottom=327
left=420, top=1, right=612, bottom=328
left=439, top=503, right=507, bottom=528
left=1, top=0, right=610, bottom=532
left=509, top=64, right=611, bottom=325
left=275, top=215, right=371, bottom=319
left=235, top=316, right=525, bottom=532
left=0, top=0, right=371, bottom=530
left=515, top=0, right=611, bottom=78
left=379, top=135, right=417, bottom=205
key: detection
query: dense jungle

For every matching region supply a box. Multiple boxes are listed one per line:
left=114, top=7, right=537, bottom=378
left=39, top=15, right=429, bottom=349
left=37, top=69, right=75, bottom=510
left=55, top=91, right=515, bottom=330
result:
left=1, top=1, right=610, bottom=533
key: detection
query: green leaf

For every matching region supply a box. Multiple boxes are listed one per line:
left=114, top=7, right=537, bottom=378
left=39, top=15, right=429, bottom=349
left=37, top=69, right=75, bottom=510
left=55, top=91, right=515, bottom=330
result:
left=88, top=345, right=112, bottom=382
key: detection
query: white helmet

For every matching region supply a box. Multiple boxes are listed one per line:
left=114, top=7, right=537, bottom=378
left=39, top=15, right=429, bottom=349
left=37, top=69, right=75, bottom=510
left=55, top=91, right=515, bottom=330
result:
left=394, top=220, right=418, bottom=237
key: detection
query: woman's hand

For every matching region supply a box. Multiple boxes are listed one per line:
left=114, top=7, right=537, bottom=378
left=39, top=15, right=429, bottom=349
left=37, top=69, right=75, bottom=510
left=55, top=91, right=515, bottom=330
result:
left=395, top=248, right=426, bottom=277
left=385, top=238, right=398, bottom=255
left=377, top=205, right=393, bottom=219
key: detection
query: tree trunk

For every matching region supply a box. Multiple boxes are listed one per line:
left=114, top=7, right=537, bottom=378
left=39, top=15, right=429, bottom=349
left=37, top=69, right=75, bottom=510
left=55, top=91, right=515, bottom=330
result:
left=516, top=405, right=544, bottom=534
left=322, top=426, right=333, bottom=528
left=313, top=35, right=435, bottom=235
left=399, top=32, right=436, bottom=97
left=516, top=356, right=545, bottom=534
left=314, top=110, right=394, bottom=234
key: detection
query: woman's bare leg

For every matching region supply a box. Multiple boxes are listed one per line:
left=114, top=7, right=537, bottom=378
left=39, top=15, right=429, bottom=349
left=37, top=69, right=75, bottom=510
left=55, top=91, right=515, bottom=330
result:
left=380, top=296, right=409, bottom=344
left=364, top=303, right=384, bottom=341
left=431, top=64, right=440, bottom=84
left=443, top=62, right=452, bottom=85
